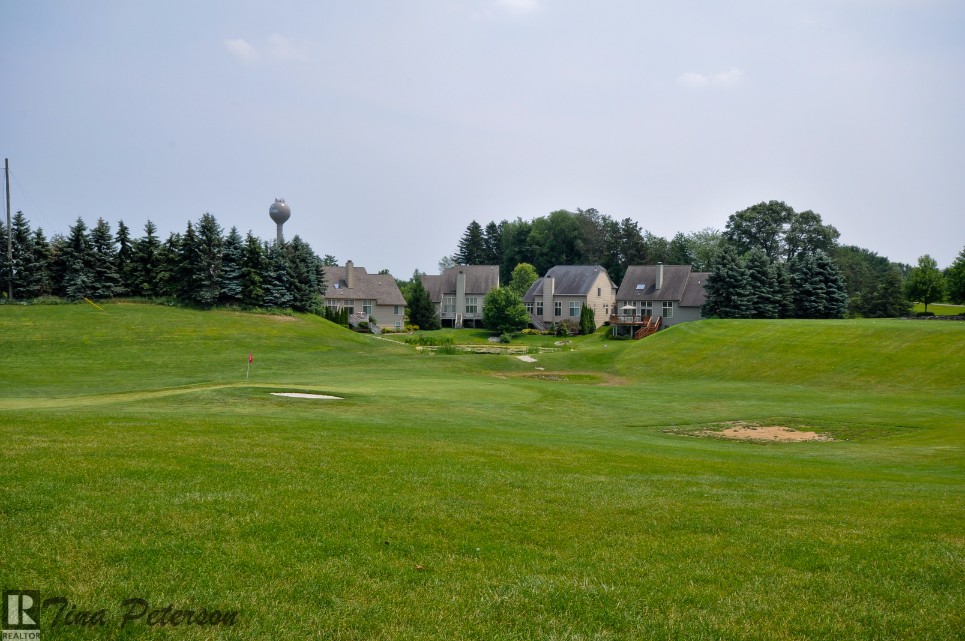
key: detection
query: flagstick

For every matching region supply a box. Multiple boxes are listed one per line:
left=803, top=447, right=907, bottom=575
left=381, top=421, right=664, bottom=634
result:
left=246, top=358, right=251, bottom=386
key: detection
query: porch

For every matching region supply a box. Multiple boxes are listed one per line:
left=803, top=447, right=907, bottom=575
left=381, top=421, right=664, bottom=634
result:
left=609, top=314, right=662, bottom=339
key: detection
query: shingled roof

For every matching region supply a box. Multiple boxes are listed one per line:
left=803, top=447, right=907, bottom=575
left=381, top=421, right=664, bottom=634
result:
left=523, top=265, right=615, bottom=301
left=323, top=263, right=406, bottom=306
left=616, top=265, right=709, bottom=307
left=422, top=265, right=500, bottom=302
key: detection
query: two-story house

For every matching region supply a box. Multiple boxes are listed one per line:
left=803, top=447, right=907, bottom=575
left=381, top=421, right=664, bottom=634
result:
left=522, top=265, right=617, bottom=330
left=422, top=265, right=500, bottom=328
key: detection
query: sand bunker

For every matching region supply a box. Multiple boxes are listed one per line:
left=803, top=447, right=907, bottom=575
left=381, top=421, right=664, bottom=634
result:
left=516, top=355, right=538, bottom=363
left=271, top=392, right=342, bottom=400
left=707, top=422, right=832, bottom=442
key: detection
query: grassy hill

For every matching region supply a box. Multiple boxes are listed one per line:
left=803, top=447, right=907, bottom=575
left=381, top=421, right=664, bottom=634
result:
left=1, top=303, right=962, bottom=640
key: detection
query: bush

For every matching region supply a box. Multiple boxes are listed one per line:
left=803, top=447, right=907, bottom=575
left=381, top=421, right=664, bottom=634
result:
left=499, top=333, right=513, bottom=343
left=916, top=311, right=936, bottom=317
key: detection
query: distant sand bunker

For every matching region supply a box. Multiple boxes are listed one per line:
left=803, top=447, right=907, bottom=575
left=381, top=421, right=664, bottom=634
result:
left=271, top=392, right=342, bottom=400
left=707, top=422, right=832, bottom=442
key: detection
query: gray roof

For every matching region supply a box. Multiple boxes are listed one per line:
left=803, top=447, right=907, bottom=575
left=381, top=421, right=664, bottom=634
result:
left=422, top=265, right=500, bottom=302
left=616, top=265, right=708, bottom=307
left=324, top=264, right=406, bottom=306
left=523, top=265, right=615, bottom=301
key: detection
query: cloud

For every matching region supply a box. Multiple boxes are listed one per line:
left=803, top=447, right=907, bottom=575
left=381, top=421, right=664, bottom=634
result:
left=677, top=67, right=745, bottom=89
left=223, top=35, right=310, bottom=64
left=497, top=0, right=541, bottom=13
left=224, top=38, right=259, bottom=63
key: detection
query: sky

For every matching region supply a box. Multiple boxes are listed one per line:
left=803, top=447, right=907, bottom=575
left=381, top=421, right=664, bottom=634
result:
left=3, top=0, right=964, bottom=278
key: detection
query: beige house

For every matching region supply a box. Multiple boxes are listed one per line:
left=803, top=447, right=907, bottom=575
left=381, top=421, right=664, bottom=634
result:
left=422, top=265, right=500, bottom=328
left=323, top=261, right=406, bottom=331
left=522, top=265, right=617, bottom=330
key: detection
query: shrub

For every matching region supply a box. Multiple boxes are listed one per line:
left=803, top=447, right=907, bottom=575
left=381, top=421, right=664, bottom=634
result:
left=499, top=333, right=513, bottom=343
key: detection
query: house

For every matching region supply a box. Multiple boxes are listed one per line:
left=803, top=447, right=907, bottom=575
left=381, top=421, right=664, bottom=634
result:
left=611, top=264, right=708, bottom=338
left=522, top=265, right=617, bottom=330
left=323, top=261, right=406, bottom=331
left=422, top=265, right=500, bottom=328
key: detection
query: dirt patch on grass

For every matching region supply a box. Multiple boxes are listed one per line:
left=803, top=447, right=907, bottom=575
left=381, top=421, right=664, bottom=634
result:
left=704, top=421, right=833, bottom=442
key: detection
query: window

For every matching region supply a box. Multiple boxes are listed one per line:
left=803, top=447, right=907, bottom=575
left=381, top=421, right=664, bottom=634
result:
left=442, top=296, right=455, bottom=314
left=554, top=301, right=562, bottom=317
left=570, top=301, right=581, bottom=317
left=662, top=301, right=674, bottom=318
left=525, top=302, right=534, bottom=314
left=642, top=301, right=653, bottom=315
left=536, top=300, right=543, bottom=316
left=363, top=300, right=373, bottom=315
left=394, top=305, right=402, bottom=315
left=394, top=321, right=402, bottom=329
left=465, top=297, right=478, bottom=314
left=597, top=287, right=602, bottom=297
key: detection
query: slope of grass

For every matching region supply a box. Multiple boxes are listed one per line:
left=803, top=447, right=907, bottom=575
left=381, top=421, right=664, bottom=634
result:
left=1, top=305, right=962, bottom=640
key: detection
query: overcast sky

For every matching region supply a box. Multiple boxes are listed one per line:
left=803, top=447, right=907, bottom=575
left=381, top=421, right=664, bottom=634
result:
left=3, top=1, right=963, bottom=277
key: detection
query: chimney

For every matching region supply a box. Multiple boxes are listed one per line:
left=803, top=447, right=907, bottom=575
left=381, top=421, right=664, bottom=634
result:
left=346, top=260, right=355, bottom=289
left=542, top=276, right=555, bottom=323
left=656, top=262, right=663, bottom=290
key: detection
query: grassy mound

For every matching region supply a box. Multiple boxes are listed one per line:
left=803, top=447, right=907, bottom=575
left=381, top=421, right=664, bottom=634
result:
left=1, top=304, right=962, bottom=640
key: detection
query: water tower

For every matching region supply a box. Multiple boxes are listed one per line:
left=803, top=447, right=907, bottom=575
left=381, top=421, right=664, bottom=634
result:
left=269, top=198, right=291, bottom=244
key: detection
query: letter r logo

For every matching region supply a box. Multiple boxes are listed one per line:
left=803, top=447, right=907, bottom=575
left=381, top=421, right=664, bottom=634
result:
left=3, top=591, right=40, bottom=629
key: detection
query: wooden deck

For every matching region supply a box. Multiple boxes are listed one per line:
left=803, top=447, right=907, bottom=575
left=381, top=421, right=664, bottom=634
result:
left=609, top=314, right=662, bottom=339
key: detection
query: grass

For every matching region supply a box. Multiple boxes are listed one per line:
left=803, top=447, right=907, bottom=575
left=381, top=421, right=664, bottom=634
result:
left=1, top=302, right=963, bottom=640
left=913, top=302, right=965, bottom=315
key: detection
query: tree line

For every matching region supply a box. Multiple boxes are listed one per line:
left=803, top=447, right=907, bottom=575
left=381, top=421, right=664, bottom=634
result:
left=446, top=201, right=965, bottom=319
left=0, top=211, right=330, bottom=313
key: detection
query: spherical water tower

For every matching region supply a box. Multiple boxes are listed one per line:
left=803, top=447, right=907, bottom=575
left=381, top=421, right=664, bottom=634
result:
left=269, top=198, right=291, bottom=244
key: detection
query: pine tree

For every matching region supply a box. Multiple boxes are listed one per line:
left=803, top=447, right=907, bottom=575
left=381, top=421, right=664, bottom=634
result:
left=702, top=246, right=753, bottom=318
left=789, top=253, right=828, bottom=318
left=483, top=221, right=503, bottom=265
left=814, top=250, right=848, bottom=318
left=455, top=220, right=486, bottom=265
left=89, top=218, right=119, bottom=299
left=6, top=211, right=46, bottom=299
left=744, top=248, right=780, bottom=319
left=406, top=277, right=440, bottom=329
left=192, top=213, right=224, bottom=308
left=156, top=232, right=181, bottom=298
left=114, top=220, right=134, bottom=296
left=219, top=227, right=245, bottom=306
left=262, top=243, right=293, bottom=309
left=773, top=261, right=794, bottom=318
left=241, top=232, right=266, bottom=307
left=579, top=303, right=596, bottom=335
left=130, top=221, right=162, bottom=297
left=59, top=218, right=95, bottom=300
left=866, top=269, right=911, bottom=317
left=29, top=228, right=52, bottom=298
left=285, top=235, right=324, bottom=313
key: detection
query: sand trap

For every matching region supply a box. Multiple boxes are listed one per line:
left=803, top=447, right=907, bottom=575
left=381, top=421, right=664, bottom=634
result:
left=517, top=355, right=538, bottom=363
left=706, top=422, right=832, bottom=442
left=271, top=392, right=342, bottom=400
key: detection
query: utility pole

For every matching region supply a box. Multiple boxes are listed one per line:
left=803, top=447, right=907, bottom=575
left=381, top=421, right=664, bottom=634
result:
left=5, top=158, right=12, bottom=300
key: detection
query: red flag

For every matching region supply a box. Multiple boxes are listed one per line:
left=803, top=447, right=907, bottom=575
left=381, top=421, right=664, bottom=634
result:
left=249, top=353, right=253, bottom=363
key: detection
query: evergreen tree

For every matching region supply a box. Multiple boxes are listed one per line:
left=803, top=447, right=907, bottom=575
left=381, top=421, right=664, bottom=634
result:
left=89, top=218, right=119, bottom=299
left=406, top=277, right=440, bottom=329
left=455, top=220, right=486, bottom=265
left=219, top=227, right=245, bottom=306
left=945, top=246, right=965, bottom=305
left=59, top=218, right=95, bottom=300
left=5, top=211, right=46, bottom=299
left=155, top=232, right=181, bottom=298
left=744, top=248, right=781, bottom=319
left=29, top=228, right=53, bottom=298
left=130, top=221, right=162, bottom=297
left=192, top=213, right=224, bottom=308
left=579, top=303, right=596, bottom=335
left=241, top=232, right=266, bottom=307
left=702, top=246, right=753, bottom=318
left=262, top=243, right=293, bottom=309
left=483, top=221, right=503, bottom=265
left=904, top=254, right=945, bottom=312
left=285, top=235, right=324, bottom=313
left=114, top=220, right=134, bottom=296
left=176, top=221, right=202, bottom=303
left=789, top=253, right=827, bottom=318
left=773, top=261, right=795, bottom=319
left=866, top=269, right=911, bottom=317
left=814, top=250, right=848, bottom=318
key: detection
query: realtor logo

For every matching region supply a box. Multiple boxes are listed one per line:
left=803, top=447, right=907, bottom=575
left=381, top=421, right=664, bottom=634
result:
left=3, top=591, right=40, bottom=641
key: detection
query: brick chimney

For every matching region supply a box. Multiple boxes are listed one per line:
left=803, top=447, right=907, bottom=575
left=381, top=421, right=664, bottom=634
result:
left=656, top=262, right=663, bottom=290
left=346, top=260, right=355, bottom=289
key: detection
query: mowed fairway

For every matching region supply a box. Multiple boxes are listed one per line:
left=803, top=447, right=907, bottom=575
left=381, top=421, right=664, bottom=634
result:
left=1, top=303, right=962, bottom=640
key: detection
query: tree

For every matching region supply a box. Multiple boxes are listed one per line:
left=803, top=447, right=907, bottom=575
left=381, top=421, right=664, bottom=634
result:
left=455, top=220, right=486, bottom=265
left=191, top=213, right=224, bottom=308
left=89, top=218, right=119, bottom=299
left=3, top=211, right=48, bottom=299
left=945, top=246, right=965, bottom=305
left=528, top=210, right=581, bottom=274
left=724, top=201, right=795, bottom=261
left=438, top=254, right=457, bottom=272
left=130, top=221, right=161, bottom=297
left=785, top=209, right=840, bottom=262
left=219, top=227, right=245, bottom=306
left=579, top=303, right=596, bottom=335
left=702, top=245, right=753, bottom=318
left=686, top=228, right=725, bottom=272
left=58, top=218, right=95, bottom=300
left=114, top=220, right=134, bottom=296
left=866, top=269, right=911, bottom=318
left=483, top=286, right=530, bottom=334
left=483, top=221, right=503, bottom=265
left=241, top=232, right=266, bottom=307
left=744, top=248, right=780, bottom=319
left=499, top=218, right=534, bottom=284
left=508, top=262, right=539, bottom=297
left=813, top=250, right=848, bottom=318
left=789, top=253, right=825, bottom=318
left=285, top=235, right=324, bottom=313
left=406, top=276, right=439, bottom=329
left=262, top=243, right=293, bottom=309
left=905, top=254, right=945, bottom=312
